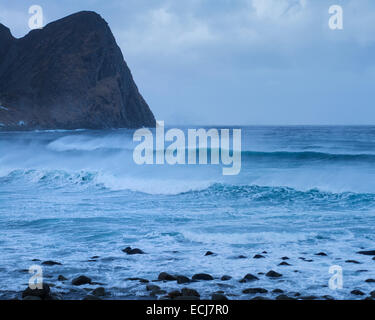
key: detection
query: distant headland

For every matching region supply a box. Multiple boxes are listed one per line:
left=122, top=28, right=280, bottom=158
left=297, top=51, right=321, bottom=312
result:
left=0, top=11, right=155, bottom=130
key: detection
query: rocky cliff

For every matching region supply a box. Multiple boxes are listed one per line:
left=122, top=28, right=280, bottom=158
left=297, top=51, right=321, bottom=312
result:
left=0, top=11, right=155, bottom=130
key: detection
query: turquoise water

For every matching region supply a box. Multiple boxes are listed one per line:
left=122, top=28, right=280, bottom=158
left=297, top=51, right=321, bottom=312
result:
left=1, top=126, right=375, bottom=299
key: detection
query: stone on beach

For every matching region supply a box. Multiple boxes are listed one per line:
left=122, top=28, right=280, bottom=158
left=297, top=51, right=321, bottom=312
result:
left=122, top=247, right=145, bottom=255
left=72, top=275, right=92, bottom=286
left=266, top=270, right=282, bottom=278
left=22, top=283, right=51, bottom=300
left=192, top=273, right=214, bottom=281
left=315, top=252, right=328, bottom=256
left=212, top=293, right=228, bottom=300
left=357, top=250, right=375, bottom=256
left=345, top=260, right=361, bottom=264
left=181, top=288, right=200, bottom=297
left=92, top=287, right=106, bottom=297
left=351, top=290, right=365, bottom=296
left=57, top=275, right=67, bottom=281
left=158, top=272, right=177, bottom=281
left=42, top=260, right=62, bottom=266
left=176, top=275, right=190, bottom=284
left=242, top=288, right=268, bottom=294
left=239, top=274, right=259, bottom=283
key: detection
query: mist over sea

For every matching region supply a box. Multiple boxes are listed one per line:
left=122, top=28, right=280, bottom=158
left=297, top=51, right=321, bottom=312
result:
left=1, top=126, right=375, bottom=299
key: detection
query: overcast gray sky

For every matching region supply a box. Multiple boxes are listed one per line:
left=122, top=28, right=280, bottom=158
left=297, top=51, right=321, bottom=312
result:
left=1, top=0, right=375, bottom=125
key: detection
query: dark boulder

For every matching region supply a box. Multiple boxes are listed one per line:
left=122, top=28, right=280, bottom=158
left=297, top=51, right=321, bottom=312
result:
left=122, top=247, right=145, bottom=255
left=72, top=275, right=92, bottom=286
left=351, top=290, right=365, bottom=296
left=57, top=275, right=67, bottom=281
left=242, top=288, right=268, bottom=294
left=239, top=274, right=259, bottom=283
left=176, top=275, right=190, bottom=284
left=315, top=252, right=328, bottom=256
left=357, top=250, right=375, bottom=256
left=205, top=251, right=215, bottom=256
left=42, top=260, right=62, bottom=266
left=212, top=293, right=228, bottom=300
left=266, top=270, right=282, bottom=278
left=192, top=273, right=214, bottom=281
left=158, top=272, right=177, bottom=281
left=22, top=283, right=51, bottom=300
left=181, top=288, right=200, bottom=297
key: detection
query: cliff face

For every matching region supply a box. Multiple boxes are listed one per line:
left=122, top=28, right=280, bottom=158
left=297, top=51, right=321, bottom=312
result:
left=0, top=11, right=155, bottom=130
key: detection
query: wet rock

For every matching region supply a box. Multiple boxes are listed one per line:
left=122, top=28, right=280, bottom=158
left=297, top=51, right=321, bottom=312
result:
left=299, top=296, right=318, bottom=300
left=72, top=275, right=92, bottom=286
left=181, top=288, right=200, bottom=297
left=351, top=290, right=365, bottom=296
left=299, top=257, right=313, bottom=262
left=370, top=291, right=375, bottom=298
left=266, top=270, right=282, bottom=278
left=345, top=260, right=361, bottom=264
left=126, top=277, right=149, bottom=283
left=315, top=252, right=327, bottom=256
left=22, top=283, right=51, bottom=300
left=373, top=257, right=375, bottom=261
left=57, top=275, right=67, bottom=281
left=281, top=257, right=289, bottom=260
left=168, top=290, right=182, bottom=299
left=239, top=274, right=259, bottom=283
left=92, top=287, right=106, bottom=297
left=278, top=262, right=291, bottom=266
left=42, top=261, right=62, bottom=266
left=243, top=288, right=268, bottom=294
left=122, top=247, right=145, bottom=255
left=192, top=273, right=214, bottom=281
left=174, top=296, right=200, bottom=300
left=357, top=250, right=375, bottom=256
left=257, top=272, right=265, bottom=275
left=23, top=296, right=42, bottom=300
left=237, top=255, right=247, bottom=259
left=253, top=254, right=265, bottom=259
left=158, top=272, right=177, bottom=281
left=31, top=259, right=41, bottom=262
left=83, top=295, right=101, bottom=300
left=322, top=295, right=335, bottom=300
left=146, top=285, right=161, bottom=292
left=262, top=251, right=268, bottom=254
left=251, top=296, right=271, bottom=300
left=212, top=293, right=228, bottom=300
left=176, top=275, right=190, bottom=284
left=276, top=295, right=297, bottom=300
left=221, top=275, right=232, bottom=281
left=205, top=251, right=215, bottom=256
left=91, top=256, right=100, bottom=259
left=365, top=279, right=375, bottom=283
left=150, top=289, right=167, bottom=297
left=272, top=289, right=284, bottom=294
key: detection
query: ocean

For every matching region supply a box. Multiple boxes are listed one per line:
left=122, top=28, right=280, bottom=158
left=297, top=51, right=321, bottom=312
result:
left=1, top=125, right=375, bottom=299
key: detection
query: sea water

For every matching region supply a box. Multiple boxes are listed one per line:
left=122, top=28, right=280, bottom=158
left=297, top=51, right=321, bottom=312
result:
left=0, top=126, right=374, bottom=299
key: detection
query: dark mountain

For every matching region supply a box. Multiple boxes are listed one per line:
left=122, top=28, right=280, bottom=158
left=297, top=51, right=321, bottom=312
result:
left=0, top=11, right=155, bottom=130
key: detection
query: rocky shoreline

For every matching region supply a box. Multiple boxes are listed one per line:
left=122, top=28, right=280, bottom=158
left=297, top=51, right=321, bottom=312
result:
left=2, top=247, right=375, bottom=301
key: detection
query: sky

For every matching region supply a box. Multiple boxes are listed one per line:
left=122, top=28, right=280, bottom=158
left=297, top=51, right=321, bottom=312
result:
left=1, top=0, right=375, bottom=125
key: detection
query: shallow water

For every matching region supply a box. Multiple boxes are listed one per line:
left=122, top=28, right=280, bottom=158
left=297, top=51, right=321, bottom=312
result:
left=1, top=126, right=375, bottom=299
